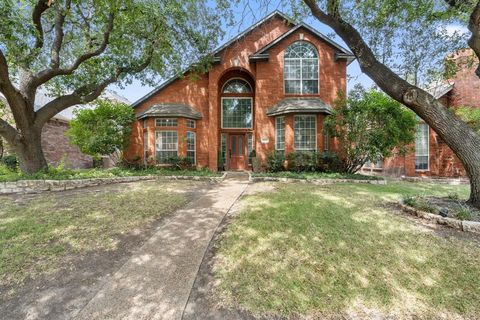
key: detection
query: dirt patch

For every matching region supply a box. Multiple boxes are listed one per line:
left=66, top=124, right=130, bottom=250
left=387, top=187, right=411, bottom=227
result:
left=0, top=180, right=211, bottom=320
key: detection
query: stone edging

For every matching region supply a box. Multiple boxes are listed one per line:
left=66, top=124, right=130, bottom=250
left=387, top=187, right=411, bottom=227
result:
left=0, top=172, right=227, bottom=195
left=400, top=177, right=469, bottom=185
left=249, top=175, right=387, bottom=185
left=399, top=202, right=480, bottom=235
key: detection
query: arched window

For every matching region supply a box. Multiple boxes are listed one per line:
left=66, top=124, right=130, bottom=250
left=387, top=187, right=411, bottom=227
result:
left=284, top=41, right=319, bottom=94
left=221, top=79, right=253, bottom=129
left=222, top=79, right=252, bottom=93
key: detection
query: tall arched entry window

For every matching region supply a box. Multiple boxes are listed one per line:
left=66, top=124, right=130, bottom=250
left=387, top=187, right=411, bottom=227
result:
left=221, top=79, right=253, bottom=128
left=220, top=78, right=254, bottom=170
left=284, top=41, right=319, bottom=94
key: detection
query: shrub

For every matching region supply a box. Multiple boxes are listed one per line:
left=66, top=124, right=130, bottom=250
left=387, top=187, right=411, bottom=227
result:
left=2, top=154, right=18, bottom=171
left=286, top=151, right=317, bottom=172
left=165, top=156, right=192, bottom=170
left=318, top=152, right=343, bottom=172
left=266, top=151, right=285, bottom=172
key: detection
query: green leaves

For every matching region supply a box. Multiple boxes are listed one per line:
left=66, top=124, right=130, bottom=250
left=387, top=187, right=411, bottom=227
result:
left=67, top=99, right=135, bottom=158
left=325, top=85, right=417, bottom=173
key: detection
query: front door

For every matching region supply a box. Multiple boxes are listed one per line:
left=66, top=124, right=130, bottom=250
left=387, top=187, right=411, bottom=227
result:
left=229, top=134, right=246, bottom=170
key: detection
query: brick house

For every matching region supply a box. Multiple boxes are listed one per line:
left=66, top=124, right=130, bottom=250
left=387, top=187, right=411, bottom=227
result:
left=364, top=50, right=480, bottom=178
left=126, top=11, right=354, bottom=171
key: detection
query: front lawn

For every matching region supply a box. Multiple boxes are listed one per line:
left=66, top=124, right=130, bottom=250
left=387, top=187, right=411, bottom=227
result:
left=0, top=180, right=196, bottom=287
left=252, top=171, right=381, bottom=180
left=0, top=165, right=221, bottom=182
left=213, top=181, right=480, bottom=318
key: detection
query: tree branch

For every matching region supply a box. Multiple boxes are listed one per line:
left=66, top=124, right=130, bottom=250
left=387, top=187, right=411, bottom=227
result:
left=51, top=0, right=72, bottom=68
left=28, top=12, right=115, bottom=90
left=31, top=0, right=50, bottom=51
left=34, top=52, right=153, bottom=128
left=468, top=1, right=480, bottom=77
left=0, top=117, right=19, bottom=145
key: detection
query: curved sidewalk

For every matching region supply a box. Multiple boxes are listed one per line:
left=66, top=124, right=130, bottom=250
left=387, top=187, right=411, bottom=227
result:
left=74, top=174, right=249, bottom=320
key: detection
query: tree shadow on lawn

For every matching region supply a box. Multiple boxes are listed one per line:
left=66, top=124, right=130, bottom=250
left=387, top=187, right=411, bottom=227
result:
left=208, top=182, right=480, bottom=319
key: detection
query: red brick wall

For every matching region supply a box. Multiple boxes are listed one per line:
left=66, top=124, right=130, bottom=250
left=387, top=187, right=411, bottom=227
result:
left=125, top=15, right=347, bottom=170
left=42, top=120, right=93, bottom=168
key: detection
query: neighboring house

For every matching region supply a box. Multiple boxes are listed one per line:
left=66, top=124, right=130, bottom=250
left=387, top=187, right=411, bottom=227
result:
left=125, top=11, right=354, bottom=171
left=363, top=49, right=480, bottom=178
left=1, top=89, right=130, bottom=168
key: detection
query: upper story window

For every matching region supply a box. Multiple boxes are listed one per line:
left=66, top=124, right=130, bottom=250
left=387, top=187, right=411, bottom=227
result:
left=284, top=41, right=319, bottom=94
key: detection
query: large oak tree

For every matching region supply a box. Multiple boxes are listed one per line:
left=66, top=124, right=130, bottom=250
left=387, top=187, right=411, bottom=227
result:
left=292, top=0, right=480, bottom=207
left=0, top=0, right=226, bottom=173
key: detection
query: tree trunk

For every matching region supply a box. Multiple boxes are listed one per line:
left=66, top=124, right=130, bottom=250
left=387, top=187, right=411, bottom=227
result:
left=14, top=130, right=48, bottom=174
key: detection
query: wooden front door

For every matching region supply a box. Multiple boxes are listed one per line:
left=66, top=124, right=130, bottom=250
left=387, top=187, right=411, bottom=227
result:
left=228, top=134, right=246, bottom=170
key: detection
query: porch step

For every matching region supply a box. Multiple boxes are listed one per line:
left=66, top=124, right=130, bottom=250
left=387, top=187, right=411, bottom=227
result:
left=224, top=171, right=250, bottom=181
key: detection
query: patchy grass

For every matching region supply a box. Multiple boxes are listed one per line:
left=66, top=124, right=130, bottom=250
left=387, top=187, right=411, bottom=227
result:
left=252, top=171, right=381, bottom=180
left=214, top=181, right=480, bottom=319
left=0, top=180, right=195, bottom=286
left=0, top=164, right=221, bottom=182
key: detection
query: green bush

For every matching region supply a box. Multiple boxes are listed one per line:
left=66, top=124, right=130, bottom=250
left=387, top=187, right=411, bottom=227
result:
left=2, top=154, right=18, bottom=171
left=165, top=156, right=192, bottom=170
left=318, top=152, right=343, bottom=172
left=266, top=151, right=285, bottom=172
left=286, top=151, right=317, bottom=172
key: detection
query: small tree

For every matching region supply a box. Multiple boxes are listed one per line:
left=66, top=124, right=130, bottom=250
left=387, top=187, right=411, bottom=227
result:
left=67, top=100, right=135, bottom=161
left=325, top=85, right=417, bottom=173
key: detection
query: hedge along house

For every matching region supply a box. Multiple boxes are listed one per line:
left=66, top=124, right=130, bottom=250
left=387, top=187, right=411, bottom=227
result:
left=125, top=11, right=354, bottom=171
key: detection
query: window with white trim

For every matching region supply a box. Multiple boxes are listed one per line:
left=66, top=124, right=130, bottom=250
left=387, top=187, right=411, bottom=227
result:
left=186, top=131, right=196, bottom=164
left=275, top=117, right=285, bottom=151
left=155, top=118, right=177, bottom=127
left=186, top=119, right=196, bottom=129
left=143, top=119, right=148, bottom=128
left=284, top=41, right=319, bottom=94
left=415, top=122, right=429, bottom=170
left=294, top=115, right=316, bottom=150
left=155, top=131, right=178, bottom=163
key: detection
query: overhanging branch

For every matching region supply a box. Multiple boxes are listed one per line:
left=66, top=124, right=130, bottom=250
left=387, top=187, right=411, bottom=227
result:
left=28, top=12, right=115, bottom=90
left=34, top=52, right=153, bottom=128
left=31, top=0, right=50, bottom=52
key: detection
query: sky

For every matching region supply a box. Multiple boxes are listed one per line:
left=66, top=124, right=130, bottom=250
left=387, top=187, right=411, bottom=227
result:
left=109, top=1, right=466, bottom=104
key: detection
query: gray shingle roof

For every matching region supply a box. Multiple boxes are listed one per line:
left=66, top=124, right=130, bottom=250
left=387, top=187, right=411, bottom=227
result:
left=137, top=103, right=202, bottom=120
left=266, top=98, right=333, bottom=116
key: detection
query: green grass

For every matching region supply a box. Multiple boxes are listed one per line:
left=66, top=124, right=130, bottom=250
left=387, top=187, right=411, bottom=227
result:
left=0, top=180, right=193, bottom=286
left=214, top=181, right=480, bottom=318
left=0, top=164, right=221, bottom=182
left=252, top=171, right=381, bottom=180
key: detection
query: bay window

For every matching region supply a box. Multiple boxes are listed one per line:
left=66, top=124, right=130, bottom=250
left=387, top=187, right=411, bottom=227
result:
left=294, top=115, right=316, bottom=151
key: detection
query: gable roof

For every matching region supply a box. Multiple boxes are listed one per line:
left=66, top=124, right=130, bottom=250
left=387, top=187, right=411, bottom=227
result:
left=250, top=23, right=354, bottom=64
left=131, top=10, right=355, bottom=108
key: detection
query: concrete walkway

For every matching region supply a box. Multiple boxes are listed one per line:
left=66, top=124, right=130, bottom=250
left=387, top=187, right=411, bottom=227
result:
left=74, top=173, right=249, bottom=320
